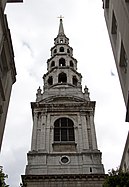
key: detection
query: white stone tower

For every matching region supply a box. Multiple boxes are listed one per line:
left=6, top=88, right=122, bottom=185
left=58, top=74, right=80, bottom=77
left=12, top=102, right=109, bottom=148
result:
left=22, top=18, right=105, bottom=187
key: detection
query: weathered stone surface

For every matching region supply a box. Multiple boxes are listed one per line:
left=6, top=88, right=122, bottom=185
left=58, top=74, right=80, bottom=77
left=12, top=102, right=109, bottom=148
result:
left=22, top=18, right=105, bottom=187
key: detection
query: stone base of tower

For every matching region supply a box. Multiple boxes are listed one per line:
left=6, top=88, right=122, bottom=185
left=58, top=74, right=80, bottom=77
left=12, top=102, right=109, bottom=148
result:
left=21, top=174, right=107, bottom=187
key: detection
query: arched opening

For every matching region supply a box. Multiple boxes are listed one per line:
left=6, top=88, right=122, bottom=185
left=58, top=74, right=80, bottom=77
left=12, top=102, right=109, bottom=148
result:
left=54, top=118, right=75, bottom=141
left=70, top=60, right=74, bottom=67
left=60, top=47, right=64, bottom=52
left=48, top=76, right=53, bottom=85
left=51, top=61, right=55, bottom=67
left=67, top=49, right=70, bottom=53
left=59, top=58, right=66, bottom=66
left=73, top=76, right=78, bottom=86
left=58, top=72, right=67, bottom=83
left=54, top=49, right=57, bottom=54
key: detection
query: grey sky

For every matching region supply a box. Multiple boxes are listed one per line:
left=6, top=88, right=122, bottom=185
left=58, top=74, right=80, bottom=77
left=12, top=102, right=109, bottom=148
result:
left=0, top=0, right=128, bottom=187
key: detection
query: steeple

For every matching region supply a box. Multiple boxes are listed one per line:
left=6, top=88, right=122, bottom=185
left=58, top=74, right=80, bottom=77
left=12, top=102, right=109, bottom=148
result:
left=58, top=18, right=64, bottom=35
left=22, top=19, right=105, bottom=187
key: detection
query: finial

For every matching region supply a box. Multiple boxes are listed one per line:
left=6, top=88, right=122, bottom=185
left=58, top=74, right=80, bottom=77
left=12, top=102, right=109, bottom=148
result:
left=57, top=15, right=64, bottom=35
left=57, top=15, right=64, bottom=20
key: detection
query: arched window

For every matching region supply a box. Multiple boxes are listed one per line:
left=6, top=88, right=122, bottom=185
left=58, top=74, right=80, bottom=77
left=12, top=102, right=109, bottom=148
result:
left=51, top=61, right=55, bottom=67
left=54, top=118, right=75, bottom=141
left=59, top=58, right=66, bottom=66
left=60, top=47, right=64, bottom=52
left=67, top=49, right=70, bottom=53
left=48, top=76, right=53, bottom=85
left=58, top=72, right=67, bottom=83
left=70, top=60, right=74, bottom=67
left=73, top=76, right=78, bottom=86
left=54, top=49, right=57, bottom=53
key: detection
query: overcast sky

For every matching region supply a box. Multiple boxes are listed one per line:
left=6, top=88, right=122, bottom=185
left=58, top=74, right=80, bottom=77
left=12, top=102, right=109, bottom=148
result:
left=0, top=0, right=129, bottom=187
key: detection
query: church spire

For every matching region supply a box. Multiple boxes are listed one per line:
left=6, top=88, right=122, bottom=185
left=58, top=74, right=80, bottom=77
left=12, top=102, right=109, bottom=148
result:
left=58, top=16, right=64, bottom=35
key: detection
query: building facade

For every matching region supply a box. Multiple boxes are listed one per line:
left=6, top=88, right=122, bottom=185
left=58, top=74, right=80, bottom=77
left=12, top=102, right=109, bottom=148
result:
left=0, top=0, right=23, bottom=151
left=120, top=132, right=129, bottom=172
left=102, top=0, right=129, bottom=121
left=22, top=18, right=106, bottom=187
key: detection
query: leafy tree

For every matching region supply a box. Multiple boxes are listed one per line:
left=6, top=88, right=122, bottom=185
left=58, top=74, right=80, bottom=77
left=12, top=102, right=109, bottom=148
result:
left=103, top=168, right=129, bottom=187
left=0, top=166, right=9, bottom=187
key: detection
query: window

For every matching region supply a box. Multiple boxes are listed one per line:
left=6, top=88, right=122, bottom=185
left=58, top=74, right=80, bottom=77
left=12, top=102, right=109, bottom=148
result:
left=120, top=42, right=128, bottom=73
left=48, top=76, right=53, bottom=85
left=54, top=49, right=57, bottom=53
left=59, top=47, right=64, bottom=52
left=58, top=72, right=67, bottom=83
left=51, top=61, right=55, bottom=67
left=73, top=76, right=78, bottom=86
left=59, top=58, right=66, bottom=66
left=125, top=0, right=129, bottom=2
left=67, top=49, right=70, bottom=53
left=111, top=11, right=117, bottom=34
left=0, top=48, right=8, bottom=83
left=111, top=11, right=117, bottom=44
left=104, top=0, right=110, bottom=8
left=70, top=60, right=74, bottom=67
left=54, top=118, right=75, bottom=142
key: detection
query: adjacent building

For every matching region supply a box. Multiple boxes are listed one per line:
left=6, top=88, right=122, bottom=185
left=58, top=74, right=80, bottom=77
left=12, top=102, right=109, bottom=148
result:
left=120, top=132, right=129, bottom=172
left=102, top=0, right=129, bottom=121
left=0, top=0, right=23, bottom=151
left=22, top=18, right=106, bottom=187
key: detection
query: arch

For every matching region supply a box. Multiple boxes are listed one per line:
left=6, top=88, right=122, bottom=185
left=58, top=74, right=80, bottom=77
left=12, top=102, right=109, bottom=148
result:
left=70, top=60, right=74, bottom=67
left=59, top=47, right=64, bottom=52
left=54, top=49, right=57, bottom=53
left=58, top=72, right=67, bottom=83
left=59, top=58, right=66, bottom=66
left=54, top=118, right=75, bottom=141
left=48, top=76, right=53, bottom=85
left=67, top=49, right=70, bottom=53
left=73, top=76, right=78, bottom=86
left=51, top=61, right=55, bottom=67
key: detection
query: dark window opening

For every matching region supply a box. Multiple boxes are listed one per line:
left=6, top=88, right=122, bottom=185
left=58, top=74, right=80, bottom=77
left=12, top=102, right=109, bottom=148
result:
left=111, top=11, right=117, bottom=34
left=61, top=156, right=69, bottom=164
left=67, top=49, right=70, bottom=53
left=105, top=0, right=109, bottom=8
left=54, top=118, right=75, bottom=142
left=120, top=42, right=128, bottom=73
left=54, top=49, right=57, bottom=53
left=90, top=167, right=92, bottom=173
left=60, top=47, right=64, bottom=52
left=59, top=58, right=66, bottom=66
left=70, top=60, right=74, bottom=67
left=0, top=47, right=8, bottom=84
left=73, top=76, right=78, bottom=86
left=48, top=76, right=53, bottom=85
left=58, top=72, right=67, bottom=83
left=51, top=61, right=55, bottom=67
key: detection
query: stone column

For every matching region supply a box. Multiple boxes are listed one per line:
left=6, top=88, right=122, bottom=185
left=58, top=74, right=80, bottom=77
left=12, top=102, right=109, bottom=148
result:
left=40, top=114, right=46, bottom=151
left=90, top=112, right=98, bottom=150
left=81, top=114, right=89, bottom=150
left=31, top=112, right=38, bottom=151
left=77, top=114, right=83, bottom=152
left=46, top=113, right=50, bottom=152
left=37, top=113, right=42, bottom=150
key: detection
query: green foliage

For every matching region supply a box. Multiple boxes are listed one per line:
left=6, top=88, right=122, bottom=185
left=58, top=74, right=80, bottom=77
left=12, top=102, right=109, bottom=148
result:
left=0, top=166, right=9, bottom=187
left=103, top=168, right=129, bottom=187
